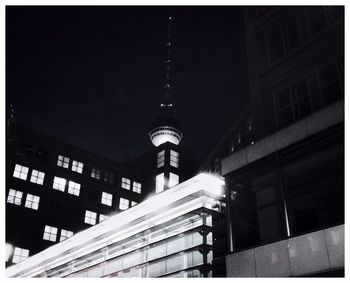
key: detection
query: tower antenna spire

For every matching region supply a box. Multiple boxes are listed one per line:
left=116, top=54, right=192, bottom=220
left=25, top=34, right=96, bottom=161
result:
left=164, top=16, right=173, bottom=92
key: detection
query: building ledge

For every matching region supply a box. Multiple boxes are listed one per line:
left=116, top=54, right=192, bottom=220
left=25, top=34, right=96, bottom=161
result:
left=222, top=100, right=344, bottom=175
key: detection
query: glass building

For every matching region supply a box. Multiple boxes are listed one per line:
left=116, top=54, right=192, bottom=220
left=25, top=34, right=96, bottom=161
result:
left=6, top=173, right=226, bottom=278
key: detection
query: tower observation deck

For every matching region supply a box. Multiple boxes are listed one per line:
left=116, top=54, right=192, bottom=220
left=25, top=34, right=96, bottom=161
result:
left=149, top=16, right=183, bottom=147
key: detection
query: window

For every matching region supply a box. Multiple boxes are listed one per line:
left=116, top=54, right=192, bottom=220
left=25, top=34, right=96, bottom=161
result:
left=68, top=181, right=81, bottom=196
left=25, top=194, right=40, bottom=210
left=104, top=171, right=114, bottom=184
left=169, top=173, right=179, bottom=188
left=307, top=6, right=343, bottom=36
left=60, top=229, right=73, bottom=242
left=57, top=155, right=70, bottom=169
left=155, top=173, right=165, bottom=194
left=318, top=60, right=343, bottom=105
left=72, top=160, right=84, bottom=174
left=132, top=181, right=142, bottom=194
left=170, top=150, right=179, bottom=168
left=121, top=177, right=131, bottom=190
left=274, top=78, right=311, bottom=129
left=91, top=168, right=101, bottom=179
left=157, top=150, right=165, bottom=168
left=131, top=201, right=138, bottom=207
left=12, top=247, right=29, bottom=263
left=99, top=214, right=109, bottom=223
left=52, top=177, right=66, bottom=192
left=13, top=164, right=29, bottom=180
left=84, top=210, right=97, bottom=225
left=43, top=225, right=58, bottom=242
left=7, top=189, right=23, bottom=205
left=101, top=192, right=113, bottom=206
left=267, top=16, right=300, bottom=63
left=119, top=198, right=129, bottom=210
left=30, top=169, right=45, bottom=185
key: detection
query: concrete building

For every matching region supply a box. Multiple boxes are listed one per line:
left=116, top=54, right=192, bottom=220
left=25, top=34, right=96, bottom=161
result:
left=202, top=6, right=344, bottom=277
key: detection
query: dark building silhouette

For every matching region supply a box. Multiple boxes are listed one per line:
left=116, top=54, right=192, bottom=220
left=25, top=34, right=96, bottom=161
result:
left=202, top=6, right=344, bottom=277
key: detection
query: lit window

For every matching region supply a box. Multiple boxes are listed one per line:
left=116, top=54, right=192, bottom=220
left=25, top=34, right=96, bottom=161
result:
left=57, top=155, right=70, bottom=169
left=53, top=177, right=66, bottom=192
left=12, top=247, right=29, bottom=264
left=155, top=173, right=165, bottom=194
left=119, top=198, right=129, bottom=210
left=170, top=150, right=179, bottom=168
left=91, top=168, right=101, bottom=179
left=131, top=201, right=138, bottom=207
left=72, top=160, right=84, bottom=174
left=121, top=177, right=131, bottom=190
left=43, top=225, right=58, bottom=242
left=13, top=164, right=29, bottom=180
left=157, top=150, right=165, bottom=168
left=169, top=172, right=179, bottom=188
left=7, top=189, right=23, bottom=206
left=99, top=214, right=109, bottom=223
left=104, top=171, right=114, bottom=184
left=60, top=229, right=73, bottom=242
left=84, top=210, right=97, bottom=225
left=30, top=170, right=45, bottom=185
left=24, top=194, right=40, bottom=210
left=132, top=181, right=142, bottom=194
left=68, top=181, right=81, bottom=196
left=101, top=192, right=113, bottom=206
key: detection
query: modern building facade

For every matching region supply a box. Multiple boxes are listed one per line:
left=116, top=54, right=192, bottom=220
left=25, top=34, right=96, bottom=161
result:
left=6, top=124, right=145, bottom=266
left=6, top=173, right=226, bottom=278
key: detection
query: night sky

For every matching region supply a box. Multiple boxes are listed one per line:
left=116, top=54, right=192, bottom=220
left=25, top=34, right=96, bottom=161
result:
left=6, top=6, right=249, bottom=163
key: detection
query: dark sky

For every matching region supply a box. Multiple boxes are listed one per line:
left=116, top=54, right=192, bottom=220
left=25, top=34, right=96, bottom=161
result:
left=6, top=6, right=250, bottom=163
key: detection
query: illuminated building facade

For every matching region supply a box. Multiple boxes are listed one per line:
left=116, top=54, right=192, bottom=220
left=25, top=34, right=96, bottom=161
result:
left=6, top=125, right=145, bottom=266
left=6, top=174, right=225, bottom=278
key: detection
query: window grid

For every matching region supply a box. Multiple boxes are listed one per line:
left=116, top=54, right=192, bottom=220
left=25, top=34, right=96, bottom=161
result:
left=157, top=150, right=165, bottom=168
left=132, top=181, right=142, bottom=194
left=7, top=189, right=23, bottom=206
left=25, top=194, right=40, bottom=210
left=119, top=197, right=130, bottom=210
left=91, top=168, right=101, bottom=179
left=72, top=160, right=84, bottom=174
left=43, top=225, right=58, bottom=242
left=84, top=210, right=97, bottom=225
left=53, top=177, right=66, bottom=192
left=170, top=150, right=179, bottom=168
left=68, top=181, right=81, bottom=196
left=57, top=155, right=70, bottom=169
left=13, top=164, right=29, bottom=180
left=12, top=247, right=29, bottom=264
left=274, top=78, right=311, bottom=129
left=121, top=177, right=131, bottom=190
left=30, top=169, right=45, bottom=185
left=60, top=229, right=73, bottom=242
left=101, top=192, right=113, bottom=206
left=267, top=16, right=300, bottom=64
